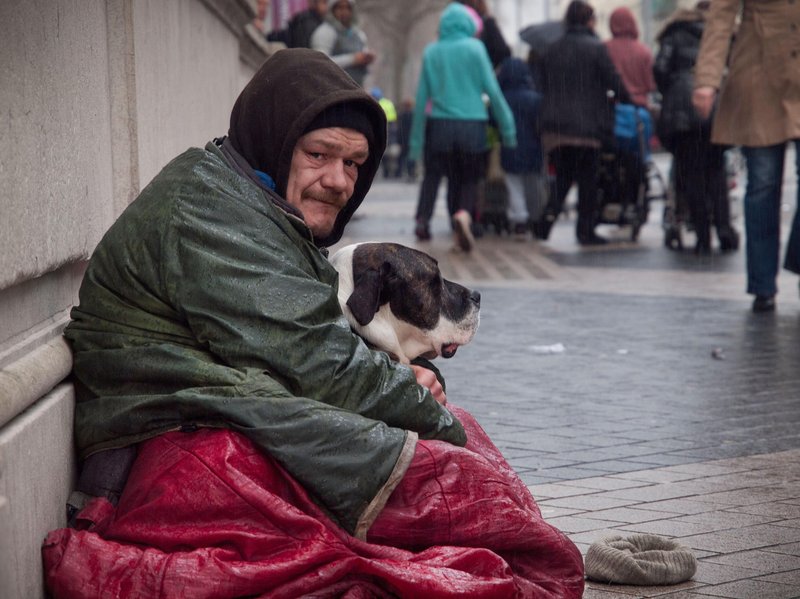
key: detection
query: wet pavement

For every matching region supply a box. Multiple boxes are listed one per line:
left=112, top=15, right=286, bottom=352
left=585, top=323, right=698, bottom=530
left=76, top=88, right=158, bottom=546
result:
left=332, top=153, right=800, bottom=598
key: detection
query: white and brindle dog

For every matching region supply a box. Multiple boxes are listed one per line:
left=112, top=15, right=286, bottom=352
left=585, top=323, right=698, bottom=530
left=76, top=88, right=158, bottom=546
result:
left=329, top=242, right=481, bottom=364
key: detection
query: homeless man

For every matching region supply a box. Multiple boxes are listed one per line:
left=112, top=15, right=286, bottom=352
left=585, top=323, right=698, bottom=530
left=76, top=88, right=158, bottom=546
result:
left=42, top=48, right=584, bottom=598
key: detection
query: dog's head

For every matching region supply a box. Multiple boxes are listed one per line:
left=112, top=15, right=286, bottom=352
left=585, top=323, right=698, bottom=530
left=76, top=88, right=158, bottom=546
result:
left=329, top=242, right=481, bottom=364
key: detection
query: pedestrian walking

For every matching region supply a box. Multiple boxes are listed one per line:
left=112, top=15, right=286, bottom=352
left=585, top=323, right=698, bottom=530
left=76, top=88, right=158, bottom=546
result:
left=693, top=0, right=800, bottom=312
left=266, top=0, right=328, bottom=49
left=496, top=56, right=546, bottom=240
left=408, top=2, right=516, bottom=252
left=654, top=1, right=739, bottom=255
left=535, top=0, right=632, bottom=245
left=310, top=0, right=375, bottom=87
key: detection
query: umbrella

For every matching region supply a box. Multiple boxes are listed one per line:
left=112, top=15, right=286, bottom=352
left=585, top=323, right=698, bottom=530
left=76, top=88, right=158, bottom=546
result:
left=519, top=21, right=564, bottom=56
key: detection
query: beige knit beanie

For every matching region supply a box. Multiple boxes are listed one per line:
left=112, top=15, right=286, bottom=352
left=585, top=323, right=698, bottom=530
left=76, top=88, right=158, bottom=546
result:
left=585, top=534, right=697, bottom=585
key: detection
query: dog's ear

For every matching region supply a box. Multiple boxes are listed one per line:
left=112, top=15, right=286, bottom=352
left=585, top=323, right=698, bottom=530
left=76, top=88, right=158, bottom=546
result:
left=346, top=262, right=391, bottom=326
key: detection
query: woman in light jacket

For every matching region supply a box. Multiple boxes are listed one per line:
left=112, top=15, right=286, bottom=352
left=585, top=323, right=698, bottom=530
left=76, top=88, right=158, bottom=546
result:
left=693, top=0, right=800, bottom=313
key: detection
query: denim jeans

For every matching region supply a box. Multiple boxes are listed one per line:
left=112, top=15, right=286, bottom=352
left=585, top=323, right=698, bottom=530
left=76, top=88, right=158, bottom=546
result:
left=741, top=141, right=800, bottom=296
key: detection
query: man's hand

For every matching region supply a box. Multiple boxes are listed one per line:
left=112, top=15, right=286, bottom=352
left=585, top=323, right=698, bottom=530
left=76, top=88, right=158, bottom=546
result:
left=692, top=86, right=717, bottom=120
left=410, top=364, right=447, bottom=405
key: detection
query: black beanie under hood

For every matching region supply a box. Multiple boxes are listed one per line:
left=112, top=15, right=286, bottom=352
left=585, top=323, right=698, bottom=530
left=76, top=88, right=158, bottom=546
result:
left=228, top=48, right=387, bottom=247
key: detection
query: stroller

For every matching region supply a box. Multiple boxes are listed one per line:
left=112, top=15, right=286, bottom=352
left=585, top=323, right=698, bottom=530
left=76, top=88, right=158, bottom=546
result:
left=594, top=104, right=655, bottom=241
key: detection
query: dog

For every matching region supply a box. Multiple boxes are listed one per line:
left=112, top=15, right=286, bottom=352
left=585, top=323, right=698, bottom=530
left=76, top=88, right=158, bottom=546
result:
left=329, top=242, right=481, bottom=364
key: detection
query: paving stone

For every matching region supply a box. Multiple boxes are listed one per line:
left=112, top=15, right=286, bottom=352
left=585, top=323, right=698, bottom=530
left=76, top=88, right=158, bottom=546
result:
left=585, top=580, right=704, bottom=598
left=702, top=549, right=800, bottom=573
left=728, top=503, right=800, bottom=519
left=579, top=506, right=680, bottom=524
left=757, top=570, right=800, bottom=586
left=692, top=561, right=763, bottom=585
left=681, top=524, right=800, bottom=553
left=541, top=494, right=638, bottom=511
left=691, top=578, right=800, bottom=598
left=543, top=515, right=626, bottom=534
left=634, top=498, right=730, bottom=515
left=526, top=482, right=600, bottom=500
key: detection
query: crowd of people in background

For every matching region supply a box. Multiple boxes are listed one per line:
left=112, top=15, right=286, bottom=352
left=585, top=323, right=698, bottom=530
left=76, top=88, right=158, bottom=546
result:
left=255, top=0, right=799, bottom=311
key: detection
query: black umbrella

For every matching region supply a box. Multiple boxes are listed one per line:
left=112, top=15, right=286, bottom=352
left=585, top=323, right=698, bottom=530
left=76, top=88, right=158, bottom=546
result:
left=519, top=21, right=564, bottom=56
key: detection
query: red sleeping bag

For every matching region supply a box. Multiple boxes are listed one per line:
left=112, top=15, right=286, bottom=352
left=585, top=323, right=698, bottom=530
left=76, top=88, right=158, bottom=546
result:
left=43, top=405, right=584, bottom=598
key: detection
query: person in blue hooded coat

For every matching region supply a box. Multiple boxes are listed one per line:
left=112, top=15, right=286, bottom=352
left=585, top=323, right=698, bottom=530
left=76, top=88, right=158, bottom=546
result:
left=497, top=56, right=547, bottom=239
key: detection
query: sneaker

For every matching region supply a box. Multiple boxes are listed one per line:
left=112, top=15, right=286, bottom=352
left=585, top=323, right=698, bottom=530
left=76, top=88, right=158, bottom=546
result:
left=752, top=295, right=776, bottom=313
left=414, top=220, right=431, bottom=241
left=452, top=210, right=475, bottom=252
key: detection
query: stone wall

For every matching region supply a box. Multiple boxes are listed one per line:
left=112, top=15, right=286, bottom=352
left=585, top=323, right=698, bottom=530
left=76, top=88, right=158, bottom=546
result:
left=0, top=1, right=269, bottom=597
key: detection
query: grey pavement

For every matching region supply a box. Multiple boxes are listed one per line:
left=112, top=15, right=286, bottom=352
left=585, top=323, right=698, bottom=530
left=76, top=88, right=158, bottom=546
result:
left=331, top=154, right=800, bottom=598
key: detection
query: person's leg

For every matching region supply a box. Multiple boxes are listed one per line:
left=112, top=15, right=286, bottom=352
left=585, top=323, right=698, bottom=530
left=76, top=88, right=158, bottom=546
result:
left=741, top=142, right=786, bottom=308
left=783, top=140, right=800, bottom=284
left=504, top=172, right=529, bottom=226
left=674, top=134, right=712, bottom=253
left=575, top=146, right=605, bottom=244
left=533, top=147, right=575, bottom=240
left=450, top=149, right=483, bottom=251
left=709, top=145, right=739, bottom=251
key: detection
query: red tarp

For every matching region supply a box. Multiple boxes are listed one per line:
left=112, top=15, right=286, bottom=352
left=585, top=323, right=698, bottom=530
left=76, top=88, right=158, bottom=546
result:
left=43, top=406, right=584, bottom=598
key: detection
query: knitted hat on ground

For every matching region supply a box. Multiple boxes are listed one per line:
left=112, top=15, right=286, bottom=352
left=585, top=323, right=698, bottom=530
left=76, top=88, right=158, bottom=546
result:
left=585, top=534, right=697, bottom=585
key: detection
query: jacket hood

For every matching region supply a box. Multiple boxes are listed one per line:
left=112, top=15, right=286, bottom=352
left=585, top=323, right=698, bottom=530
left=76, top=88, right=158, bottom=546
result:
left=497, top=56, right=533, bottom=91
left=438, top=3, right=476, bottom=41
left=227, top=48, right=386, bottom=247
left=609, top=7, right=639, bottom=39
left=657, top=8, right=705, bottom=41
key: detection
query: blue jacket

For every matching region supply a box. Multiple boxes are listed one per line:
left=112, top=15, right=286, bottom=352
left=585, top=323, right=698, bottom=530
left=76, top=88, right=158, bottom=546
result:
left=409, top=3, right=516, bottom=161
left=497, top=57, right=543, bottom=174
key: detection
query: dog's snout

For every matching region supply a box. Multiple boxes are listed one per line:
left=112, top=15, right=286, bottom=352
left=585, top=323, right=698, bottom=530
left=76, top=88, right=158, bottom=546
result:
left=469, top=290, right=481, bottom=307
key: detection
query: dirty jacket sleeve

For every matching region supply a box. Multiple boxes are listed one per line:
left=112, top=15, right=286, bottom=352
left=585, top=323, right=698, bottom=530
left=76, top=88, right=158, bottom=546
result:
left=65, top=144, right=466, bottom=536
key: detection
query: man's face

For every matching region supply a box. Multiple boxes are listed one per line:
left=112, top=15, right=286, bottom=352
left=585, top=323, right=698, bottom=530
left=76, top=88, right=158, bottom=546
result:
left=285, top=127, right=369, bottom=239
left=332, top=0, right=353, bottom=28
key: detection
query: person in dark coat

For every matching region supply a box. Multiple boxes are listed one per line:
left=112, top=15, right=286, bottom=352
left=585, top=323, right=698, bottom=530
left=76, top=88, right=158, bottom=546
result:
left=654, top=1, right=739, bottom=254
left=266, top=0, right=328, bottom=49
left=497, top=56, right=546, bottom=238
left=535, top=0, right=632, bottom=245
left=456, top=0, right=511, bottom=69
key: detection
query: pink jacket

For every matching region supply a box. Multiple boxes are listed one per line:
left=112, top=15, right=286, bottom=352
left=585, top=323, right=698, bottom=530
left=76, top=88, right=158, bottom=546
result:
left=605, top=8, right=656, bottom=107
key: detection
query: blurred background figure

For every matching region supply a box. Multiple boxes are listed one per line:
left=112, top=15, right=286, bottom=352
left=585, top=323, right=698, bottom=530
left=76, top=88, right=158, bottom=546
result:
left=496, top=56, right=546, bottom=241
left=604, top=7, right=657, bottom=110
left=265, top=0, right=327, bottom=49
left=535, top=0, right=632, bottom=246
left=654, top=0, right=739, bottom=256
left=395, top=98, right=417, bottom=181
left=455, top=0, right=511, bottom=69
left=311, top=0, right=375, bottom=87
left=370, top=87, right=400, bottom=178
left=408, top=2, right=516, bottom=252
left=693, top=0, right=800, bottom=313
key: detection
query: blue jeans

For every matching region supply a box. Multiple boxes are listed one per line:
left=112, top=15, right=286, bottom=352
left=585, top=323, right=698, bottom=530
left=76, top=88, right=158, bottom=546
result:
left=741, top=141, right=800, bottom=296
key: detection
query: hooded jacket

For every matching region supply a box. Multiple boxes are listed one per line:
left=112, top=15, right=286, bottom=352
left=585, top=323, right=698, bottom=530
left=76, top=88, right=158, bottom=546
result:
left=653, top=8, right=710, bottom=147
left=408, top=2, right=516, bottom=161
left=64, top=49, right=466, bottom=538
left=604, top=7, right=657, bottom=108
left=496, top=56, right=543, bottom=174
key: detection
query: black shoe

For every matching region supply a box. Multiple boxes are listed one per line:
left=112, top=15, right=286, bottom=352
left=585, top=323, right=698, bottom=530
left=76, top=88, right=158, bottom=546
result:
left=752, top=295, right=776, bottom=313
left=694, top=241, right=712, bottom=256
left=577, top=232, right=608, bottom=246
left=718, top=227, right=740, bottom=252
left=414, top=220, right=431, bottom=241
left=531, top=217, right=555, bottom=240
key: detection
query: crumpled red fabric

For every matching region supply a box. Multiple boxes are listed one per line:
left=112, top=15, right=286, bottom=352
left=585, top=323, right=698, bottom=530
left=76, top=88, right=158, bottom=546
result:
left=43, top=405, right=584, bottom=598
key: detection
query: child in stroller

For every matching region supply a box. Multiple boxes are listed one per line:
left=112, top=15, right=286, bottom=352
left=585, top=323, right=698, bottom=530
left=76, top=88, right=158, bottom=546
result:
left=594, top=103, right=655, bottom=241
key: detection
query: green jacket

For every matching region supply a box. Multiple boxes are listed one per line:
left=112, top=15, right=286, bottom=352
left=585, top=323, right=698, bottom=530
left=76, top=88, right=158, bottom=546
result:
left=65, top=141, right=466, bottom=537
